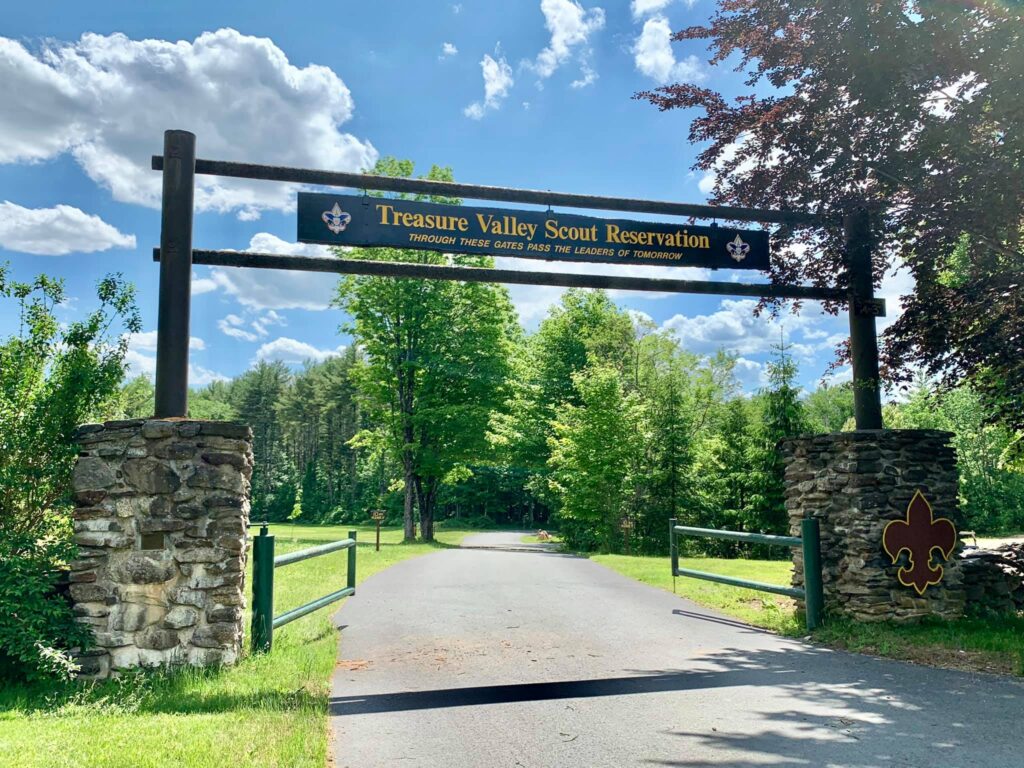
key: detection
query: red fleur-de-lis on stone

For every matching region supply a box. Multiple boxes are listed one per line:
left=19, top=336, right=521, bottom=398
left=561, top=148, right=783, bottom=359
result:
left=882, top=490, right=957, bottom=595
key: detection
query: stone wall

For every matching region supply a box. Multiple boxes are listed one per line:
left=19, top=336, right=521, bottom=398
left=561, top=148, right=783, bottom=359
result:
left=961, top=544, right=1024, bottom=615
left=780, top=430, right=964, bottom=623
left=69, top=419, right=253, bottom=678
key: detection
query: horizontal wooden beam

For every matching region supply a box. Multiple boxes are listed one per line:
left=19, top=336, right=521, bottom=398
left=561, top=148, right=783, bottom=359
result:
left=152, top=248, right=849, bottom=303
left=151, top=156, right=825, bottom=226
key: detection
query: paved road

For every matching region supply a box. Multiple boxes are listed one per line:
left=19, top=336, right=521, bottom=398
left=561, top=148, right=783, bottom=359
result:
left=331, top=532, right=1022, bottom=767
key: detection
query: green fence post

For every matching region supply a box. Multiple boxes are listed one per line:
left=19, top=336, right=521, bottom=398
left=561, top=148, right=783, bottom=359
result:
left=347, top=530, right=357, bottom=592
left=251, top=523, right=275, bottom=653
left=801, top=517, right=824, bottom=632
left=669, top=517, right=678, bottom=591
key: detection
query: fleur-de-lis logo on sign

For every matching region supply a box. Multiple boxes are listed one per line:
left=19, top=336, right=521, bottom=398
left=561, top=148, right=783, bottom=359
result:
left=322, top=203, right=352, bottom=234
left=726, top=234, right=750, bottom=262
left=882, top=490, right=957, bottom=595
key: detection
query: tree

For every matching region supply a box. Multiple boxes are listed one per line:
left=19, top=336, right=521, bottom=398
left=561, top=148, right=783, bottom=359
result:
left=804, top=382, right=855, bottom=434
left=495, top=289, right=636, bottom=512
left=886, top=379, right=1024, bottom=533
left=547, top=366, right=647, bottom=552
left=232, top=361, right=294, bottom=520
left=638, top=2, right=1024, bottom=433
left=0, top=265, right=139, bottom=679
left=335, top=158, right=516, bottom=541
left=747, top=342, right=809, bottom=536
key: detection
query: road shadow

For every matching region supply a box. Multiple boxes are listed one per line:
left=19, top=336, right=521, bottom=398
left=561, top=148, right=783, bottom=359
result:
left=671, top=608, right=778, bottom=635
left=330, top=645, right=1023, bottom=765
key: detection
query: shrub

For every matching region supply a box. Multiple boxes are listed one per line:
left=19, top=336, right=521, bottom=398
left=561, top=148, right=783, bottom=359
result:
left=0, top=265, right=139, bottom=680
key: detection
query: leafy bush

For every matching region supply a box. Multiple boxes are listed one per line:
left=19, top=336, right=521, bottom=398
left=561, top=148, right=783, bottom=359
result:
left=0, top=529, right=92, bottom=682
left=0, top=265, right=139, bottom=680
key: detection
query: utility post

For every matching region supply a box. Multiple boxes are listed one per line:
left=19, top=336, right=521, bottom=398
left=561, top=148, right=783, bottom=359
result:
left=844, top=206, right=884, bottom=430
left=155, top=129, right=196, bottom=418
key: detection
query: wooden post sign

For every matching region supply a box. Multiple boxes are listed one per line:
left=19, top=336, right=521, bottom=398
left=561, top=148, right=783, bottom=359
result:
left=620, top=516, right=635, bottom=556
left=297, top=193, right=770, bottom=271
left=371, top=509, right=385, bottom=552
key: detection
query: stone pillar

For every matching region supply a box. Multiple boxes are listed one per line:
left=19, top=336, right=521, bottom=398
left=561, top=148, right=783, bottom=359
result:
left=780, top=430, right=964, bottom=624
left=69, top=419, right=253, bottom=678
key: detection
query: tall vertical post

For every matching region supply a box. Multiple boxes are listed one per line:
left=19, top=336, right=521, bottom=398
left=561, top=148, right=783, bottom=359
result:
left=251, top=524, right=275, bottom=653
left=801, top=518, right=823, bottom=631
left=844, top=206, right=883, bottom=430
left=155, top=129, right=196, bottom=418
left=347, top=530, right=358, bottom=591
left=669, top=518, right=678, bottom=575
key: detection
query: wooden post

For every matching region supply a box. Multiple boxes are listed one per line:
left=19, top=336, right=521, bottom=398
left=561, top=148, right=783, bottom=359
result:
left=844, top=207, right=884, bottom=430
left=155, top=130, right=196, bottom=418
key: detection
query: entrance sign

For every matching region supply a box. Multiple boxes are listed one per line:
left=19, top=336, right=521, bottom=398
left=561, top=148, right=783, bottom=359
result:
left=152, top=129, right=883, bottom=430
left=297, top=193, right=770, bottom=271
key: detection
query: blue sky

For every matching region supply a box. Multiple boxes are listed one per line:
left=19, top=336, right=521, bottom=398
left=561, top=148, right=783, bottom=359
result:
left=0, top=1, right=909, bottom=393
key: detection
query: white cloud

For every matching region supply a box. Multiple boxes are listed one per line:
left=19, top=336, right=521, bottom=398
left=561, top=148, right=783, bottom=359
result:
left=570, top=55, right=598, bottom=89
left=493, top=255, right=712, bottom=328
left=531, top=0, right=605, bottom=83
left=217, top=313, right=260, bottom=342
left=630, top=0, right=696, bottom=19
left=631, top=0, right=673, bottom=17
left=128, top=330, right=205, bottom=351
left=661, top=298, right=837, bottom=360
left=877, top=258, right=916, bottom=333
left=0, top=29, right=377, bottom=218
left=633, top=15, right=703, bottom=84
left=254, top=337, right=343, bottom=365
left=0, top=201, right=135, bottom=255
left=733, top=356, right=768, bottom=390
left=191, top=271, right=218, bottom=296
left=125, top=331, right=226, bottom=387
left=452, top=3, right=463, bottom=13
left=251, top=309, right=286, bottom=337
left=464, top=52, right=514, bottom=119
left=208, top=232, right=338, bottom=310
left=440, top=42, right=458, bottom=58
left=697, top=134, right=783, bottom=199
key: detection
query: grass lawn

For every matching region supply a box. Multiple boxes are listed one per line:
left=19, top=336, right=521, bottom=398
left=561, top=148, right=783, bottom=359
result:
left=0, top=523, right=472, bottom=768
left=592, top=552, right=1024, bottom=676
left=592, top=553, right=800, bottom=634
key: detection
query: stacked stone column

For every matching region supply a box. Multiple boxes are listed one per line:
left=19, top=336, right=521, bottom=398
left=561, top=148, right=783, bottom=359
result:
left=69, top=419, right=253, bottom=678
left=780, top=430, right=964, bottom=623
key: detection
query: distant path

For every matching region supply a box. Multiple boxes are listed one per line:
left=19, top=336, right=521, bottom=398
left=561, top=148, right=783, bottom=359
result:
left=331, top=531, right=1022, bottom=767
left=461, top=529, right=560, bottom=552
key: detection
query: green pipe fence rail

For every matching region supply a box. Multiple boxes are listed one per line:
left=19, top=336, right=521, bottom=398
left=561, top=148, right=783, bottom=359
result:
left=250, top=523, right=357, bottom=653
left=669, top=518, right=824, bottom=632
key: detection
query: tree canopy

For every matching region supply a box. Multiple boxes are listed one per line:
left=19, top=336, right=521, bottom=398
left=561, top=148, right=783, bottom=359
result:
left=637, top=1, right=1023, bottom=434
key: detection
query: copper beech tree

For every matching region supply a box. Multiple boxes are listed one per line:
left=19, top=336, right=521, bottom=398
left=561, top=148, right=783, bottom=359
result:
left=637, top=1, right=1023, bottom=434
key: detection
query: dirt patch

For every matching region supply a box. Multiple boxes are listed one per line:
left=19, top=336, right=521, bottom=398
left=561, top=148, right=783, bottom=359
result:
left=829, top=640, right=1018, bottom=676
left=336, top=659, right=371, bottom=671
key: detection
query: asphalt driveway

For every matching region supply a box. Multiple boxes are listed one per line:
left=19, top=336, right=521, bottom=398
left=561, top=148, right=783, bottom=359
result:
left=331, top=532, right=1022, bottom=767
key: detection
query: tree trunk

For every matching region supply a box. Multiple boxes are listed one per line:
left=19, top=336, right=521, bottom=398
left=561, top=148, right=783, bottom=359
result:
left=402, top=447, right=416, bottom=542
left=414, top=476, right=438, bottom=542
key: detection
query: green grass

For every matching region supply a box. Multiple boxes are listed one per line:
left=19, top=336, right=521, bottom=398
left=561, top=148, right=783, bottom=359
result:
left=0, top=523, right=472, bottom=768
left=592, top=552, right=1024, bottom=675
left=592, top=553, right=800, bottom=634
left=814, top=615, right=1024, bottom=676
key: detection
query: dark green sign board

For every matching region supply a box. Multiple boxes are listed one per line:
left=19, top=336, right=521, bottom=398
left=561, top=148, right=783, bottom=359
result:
left=297, top=193, right=770, bottom=271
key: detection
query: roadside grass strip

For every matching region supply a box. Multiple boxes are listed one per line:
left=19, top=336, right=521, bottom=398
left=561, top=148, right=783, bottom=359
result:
left=592, top=552, right=1024, bottom=676
left=0, top=524, right=470, bottom=768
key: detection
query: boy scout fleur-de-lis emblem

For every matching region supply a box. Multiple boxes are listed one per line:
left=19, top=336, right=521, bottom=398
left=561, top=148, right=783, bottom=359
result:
left=882, top=490, right=957, bottom=595
left=726, top=234, right=750, bottom=262
left=322, top=203, right=352, bottom=234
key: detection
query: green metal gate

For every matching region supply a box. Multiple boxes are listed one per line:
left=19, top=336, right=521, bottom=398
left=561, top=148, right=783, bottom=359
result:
left=250, top=524, right=357, bottom=653
left=669, top=518, right=824, bottom=631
